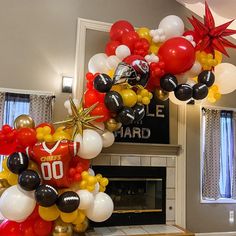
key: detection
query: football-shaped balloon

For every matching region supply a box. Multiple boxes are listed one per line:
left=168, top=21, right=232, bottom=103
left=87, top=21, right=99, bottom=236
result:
left=56, top=191, right=80, bottom=213
left=18, top=170, right=41, bottom=191
left=160, top=74, right=178, bottom=92
left=94, top=74, right=113, bottom=93
left=133, top=104, right=145, bottom=123
left=105, top=91, right=124, bottom=112
left=174, top=84, right=193, bottom=101
left=192, top=83, right=208, bottom=100
left=35, top=185, right=58, bottom=207
left=117, top=107, right=135, bottom=125
left=198, top=70, right=215, bottom=87
left=7, top=152, right=29, bottom=174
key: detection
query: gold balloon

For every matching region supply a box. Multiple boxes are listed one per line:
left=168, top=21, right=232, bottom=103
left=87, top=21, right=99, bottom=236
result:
left=14, top=114, right=35, bottom=129
left=53, top=224, right=73, bottom=236
left=154, top=88, right=169, bottom=101
left=0, top=178, right=10, bottom=188
left=53, top=219, right=73, bottom=236
left=105, top=118, right=122, bottom=132
left=73, top=218, right=89, bottom=233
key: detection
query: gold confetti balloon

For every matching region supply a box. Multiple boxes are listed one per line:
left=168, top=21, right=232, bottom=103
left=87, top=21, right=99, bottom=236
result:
left=105, top=118, right=121, bottom=132
left=154, top=88, right=169, bottom=101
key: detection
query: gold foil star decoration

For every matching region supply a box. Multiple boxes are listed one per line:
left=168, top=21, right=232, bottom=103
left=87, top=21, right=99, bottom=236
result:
left=54, top=98, right=102, bottom=138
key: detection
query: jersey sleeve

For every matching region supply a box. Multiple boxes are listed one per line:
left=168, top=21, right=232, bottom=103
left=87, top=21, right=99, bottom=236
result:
left=68, top=141, right=80, bottom=157
left=26, top=146, right=34, bottom=160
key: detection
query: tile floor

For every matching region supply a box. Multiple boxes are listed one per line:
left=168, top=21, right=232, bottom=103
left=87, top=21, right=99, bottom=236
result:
left=85, top=225, right=184, bottom=236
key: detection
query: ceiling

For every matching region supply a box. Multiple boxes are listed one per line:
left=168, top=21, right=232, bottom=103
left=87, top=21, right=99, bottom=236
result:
left=176, top=0, right=236, bottom=39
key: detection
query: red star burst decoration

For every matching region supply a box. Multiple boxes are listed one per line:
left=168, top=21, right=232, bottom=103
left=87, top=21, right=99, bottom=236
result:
left=188, top=1, right=236, bottom=57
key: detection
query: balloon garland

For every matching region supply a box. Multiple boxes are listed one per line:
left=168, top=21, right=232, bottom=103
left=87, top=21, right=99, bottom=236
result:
left=1, top=2, right=236, bottom=235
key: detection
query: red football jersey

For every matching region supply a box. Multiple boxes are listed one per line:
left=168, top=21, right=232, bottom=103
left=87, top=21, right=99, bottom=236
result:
left=26, top=140, right=80, bottom=188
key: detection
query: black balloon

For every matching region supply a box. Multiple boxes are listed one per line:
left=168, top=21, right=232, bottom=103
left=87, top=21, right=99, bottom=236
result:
left=56, top=191, right=80, bottom=213
left=105, top=91, right=123, bottom=112
left=35, top=184, right=58, bottom=207
left=133, top=104, right=145, bottom=123
left=174, top=84, right=193, bottom=101
left=198, top=70, right=215, bottom=87
left=18, top=170, right=41, bottom=191
left=117, top=107, right=135, bottom=125
left=192, top=83, right=208, bottom=100
left=7, top=152, right=29, bottom=174
left=94, top=73, right=113, bottom=93
left=160, top=74, right=178, bottom=92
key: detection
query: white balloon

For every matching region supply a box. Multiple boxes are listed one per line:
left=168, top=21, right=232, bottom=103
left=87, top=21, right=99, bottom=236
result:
left=88, top=53, right=109, bottom=74
left=73, top=99, right=80, bottom=108
left=92, top=182, right=100, bottom=195
left=102, top=130, right=115, bottom=148
left=158, top=15, right=184, bottom=40
left=0, top=185, right=36, bottom=222
left=86, top=192, right=114, bottom=222
left=88, top=168, right=95, bottom=176
left=186, top=79, right=196, bottom=87
left=214, top=63, right=236, bottom=94
left=68, top=108, right=72, bottom=115
left=188, top=61, right=202, bottom=77
left=176, top=73, right=188, bottom=84
left=106, top=55, right=121, bottom=70
left=64, top=100, right=70, bottom=109
left=115, top=45, right=131, bottom=60
left=90, top=121, right=105, bottom=135
left=169, top=92, right=190, bottom=105
left=75, top=129, right=103, bottom=159
left=77, top=190, right=94, bottom=210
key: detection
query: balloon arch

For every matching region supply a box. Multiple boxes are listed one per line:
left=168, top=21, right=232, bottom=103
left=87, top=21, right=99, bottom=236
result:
left=0, top=2, right=236, bottom=235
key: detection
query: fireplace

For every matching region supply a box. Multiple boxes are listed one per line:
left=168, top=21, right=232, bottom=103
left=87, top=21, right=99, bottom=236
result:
left=92, top=166, right=166, bottom=227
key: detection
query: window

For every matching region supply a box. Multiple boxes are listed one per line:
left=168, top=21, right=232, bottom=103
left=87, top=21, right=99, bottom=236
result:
left=0, top=93, right=30, bottom=170
left=4, top=93, right=30, bottom=126
left=201, top=107, right=236, bottom=203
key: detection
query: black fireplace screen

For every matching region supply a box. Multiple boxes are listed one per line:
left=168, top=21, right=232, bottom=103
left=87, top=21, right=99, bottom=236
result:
left=92, top=166, right=166, bottom=227
left=108, top=178, right=163, bottom=212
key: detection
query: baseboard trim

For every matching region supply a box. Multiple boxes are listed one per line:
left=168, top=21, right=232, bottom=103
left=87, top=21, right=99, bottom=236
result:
left=196, top=232, right=236, bottom=236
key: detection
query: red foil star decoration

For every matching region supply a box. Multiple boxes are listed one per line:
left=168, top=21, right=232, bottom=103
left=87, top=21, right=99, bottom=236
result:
left=188, top=1, right=236, bottom=57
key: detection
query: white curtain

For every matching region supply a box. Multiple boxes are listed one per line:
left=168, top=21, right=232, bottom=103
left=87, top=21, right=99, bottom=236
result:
left=29, top=95, right=54, bottom=125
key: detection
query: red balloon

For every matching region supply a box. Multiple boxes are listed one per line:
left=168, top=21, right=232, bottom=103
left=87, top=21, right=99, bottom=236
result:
left=105, top=40, right=121, bottom=56
left=2, top=124, right=12, bottom=134
left=17, top=128, right=37, bottom=148
left=123, top=54, right=145, bottom=64
left=84, top=89, right=100, bottom=108
left=110, top=20, right=135, bottom=42
left=20, top=219, right=35, bottom=236
left=158, top=37, right=195, bottom=75
left=33, top=218, right=52, bottom=236
left=121, top=31, right=140, bottom=52
left=90, top=103, right=110, bottom=122
left=23, top=227, right=37, bottom=236
left=0, top=220, right=21, bottom=236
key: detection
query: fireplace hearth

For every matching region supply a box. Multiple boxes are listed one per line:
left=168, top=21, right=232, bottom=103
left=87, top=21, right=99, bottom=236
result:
left=92, top=166, right=166, bottom=227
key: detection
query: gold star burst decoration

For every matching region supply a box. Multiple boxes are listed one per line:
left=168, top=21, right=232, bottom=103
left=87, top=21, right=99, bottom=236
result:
left=54, top=98, right=103, bottom=138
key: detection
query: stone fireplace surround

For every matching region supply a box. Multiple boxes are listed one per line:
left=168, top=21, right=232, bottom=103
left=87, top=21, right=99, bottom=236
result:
left=91, top=153, right=176, bottom=226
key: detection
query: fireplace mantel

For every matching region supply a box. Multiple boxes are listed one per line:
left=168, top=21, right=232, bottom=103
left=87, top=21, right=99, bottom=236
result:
left=102, top=142, right=181, bottom=156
